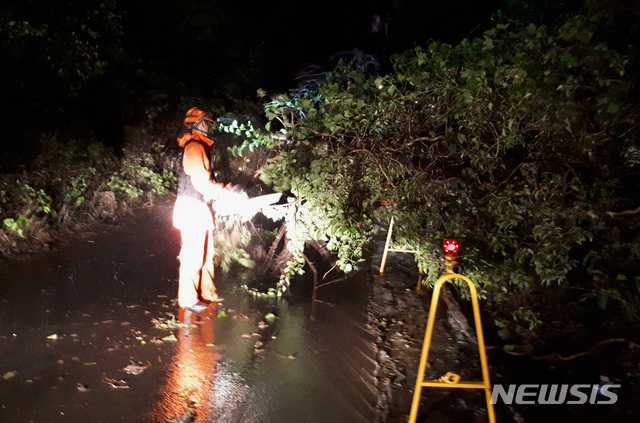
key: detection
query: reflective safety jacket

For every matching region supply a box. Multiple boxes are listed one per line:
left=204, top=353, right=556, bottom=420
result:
left=172, top=131, right=224, bottom=231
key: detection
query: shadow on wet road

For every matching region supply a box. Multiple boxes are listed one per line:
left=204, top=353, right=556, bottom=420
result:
left=0, top=206, right=379, bottom=422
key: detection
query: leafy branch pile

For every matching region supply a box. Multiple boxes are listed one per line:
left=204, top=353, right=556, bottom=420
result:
left=239, top=11, right=640, bottom=347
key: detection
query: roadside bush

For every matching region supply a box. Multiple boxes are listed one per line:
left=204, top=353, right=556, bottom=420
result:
left=0, top=135, right=177, bottom=256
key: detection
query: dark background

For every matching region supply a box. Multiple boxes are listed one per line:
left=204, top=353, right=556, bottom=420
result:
left=0, top=0, right=591, bottom=170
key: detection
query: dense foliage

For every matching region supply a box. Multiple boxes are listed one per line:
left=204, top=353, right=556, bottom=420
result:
left=244, top=8, right=640, bottom=347
left=0, top=133, right=178, bottom=256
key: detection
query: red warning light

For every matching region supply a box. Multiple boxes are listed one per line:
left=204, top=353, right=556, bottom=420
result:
left=443, top=239, right=460, bottom=255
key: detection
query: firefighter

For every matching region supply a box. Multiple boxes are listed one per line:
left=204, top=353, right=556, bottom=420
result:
left=172, top=107, right=227, bottom=311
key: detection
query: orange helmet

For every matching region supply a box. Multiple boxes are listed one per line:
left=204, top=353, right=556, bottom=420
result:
left=183, top=107, right=213, bottom=126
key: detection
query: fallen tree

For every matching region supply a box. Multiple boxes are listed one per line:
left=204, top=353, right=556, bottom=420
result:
left=233, top=4, right=640, bottom=351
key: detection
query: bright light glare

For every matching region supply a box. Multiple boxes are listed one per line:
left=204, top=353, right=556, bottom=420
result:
left=149, top=309, right=219, bottom=421
left=210, top=187, right=249, bottom=218
left=212, top=189, right=282, bottom=222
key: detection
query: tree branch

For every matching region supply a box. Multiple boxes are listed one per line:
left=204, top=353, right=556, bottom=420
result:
left=404, top=135, right=445, bottom=147
left=610, top=206, right=640, bottom=217
left=487, top=338, right=627, bottom=361
left=300, top=125, right=333, bottom=138
left=350, top=148, right=395, bottom=187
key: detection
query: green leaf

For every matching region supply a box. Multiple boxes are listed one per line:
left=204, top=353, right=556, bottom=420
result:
left=3, top=371, right=17, bottom=380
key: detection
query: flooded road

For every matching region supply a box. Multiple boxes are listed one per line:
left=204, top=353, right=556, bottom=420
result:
left=0, top=206, right=379, bottom=422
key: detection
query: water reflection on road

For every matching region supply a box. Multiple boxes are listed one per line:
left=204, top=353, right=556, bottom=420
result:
left=149, top=288, right=379, bottom=423
left=149, top=307, right=221, bottom=421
